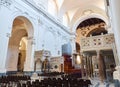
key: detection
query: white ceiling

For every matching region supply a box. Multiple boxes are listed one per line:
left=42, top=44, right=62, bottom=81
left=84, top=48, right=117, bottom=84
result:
left=56, top=0, right=108, bottom=29
left=58, top=0, right=105, bottom=15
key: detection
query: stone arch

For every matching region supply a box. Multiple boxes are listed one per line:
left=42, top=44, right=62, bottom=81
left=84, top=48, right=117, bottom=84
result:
left=6, top=15, right=35, bottom=72
left=86, top=27, right=108, bottom=37
left=76, top=17, right=107, bottom=37
left=34, top=58, right=42, bottom=72
left=72, top=13, right=108, bottom=33
left=8, top=11, right=35, bottom=37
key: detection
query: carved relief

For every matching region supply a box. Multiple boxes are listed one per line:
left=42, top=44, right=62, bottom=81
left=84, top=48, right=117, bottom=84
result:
left=81, top=31, right=86, bottom=36
left=80, top=34, right=114, bottom=51
left=92, top=38, right=102, bottom=46
left=38, top=18, right=43, bottom=25
left=79, top=22, right=106, bottom=37
left=0, top=0, right=12, bottom=7
left=104, top=35, right=114, bottom=45
left=81, top=38, right=90, bottom=47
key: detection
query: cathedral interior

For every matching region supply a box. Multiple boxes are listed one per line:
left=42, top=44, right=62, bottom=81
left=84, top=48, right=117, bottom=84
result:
left=0, top=0, right=120, bottom=87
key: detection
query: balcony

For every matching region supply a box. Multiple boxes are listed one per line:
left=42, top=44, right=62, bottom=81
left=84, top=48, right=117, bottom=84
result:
left=80, top=34, right=114, bottom=51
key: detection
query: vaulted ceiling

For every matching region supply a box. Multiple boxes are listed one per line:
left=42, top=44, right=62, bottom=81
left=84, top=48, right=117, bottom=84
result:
left=55, top=0, right=108, bottom=30
left=58, top=0, right=105, bottom=15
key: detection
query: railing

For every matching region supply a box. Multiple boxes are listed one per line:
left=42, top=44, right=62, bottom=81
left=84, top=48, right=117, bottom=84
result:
left=80, top=34, right=114, bottom=51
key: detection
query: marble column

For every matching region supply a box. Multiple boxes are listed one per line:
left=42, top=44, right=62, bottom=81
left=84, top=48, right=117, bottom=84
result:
left=80, top=52, right=84, bottom=78
left=24, top=37, right=35, bottom=72
left=0, top=33, right=10, bottom=73
left=72, top=53, right=76, bottom=68
left=109, top=0, right=120, bottom=64
left=87, top=54, right=91, bottom=77
left=109, top=0, right=120, bottom=81
left=6, top=45, right=19, bottom=71
left=112, top=43, right=119, bottom=66
left=88, top=55, right=92, bottom=77
left=83, top=53, right=88, bottom=78
left=90, top=56, right=93, bottom=77
left=96, top=50, right=106, bottom=82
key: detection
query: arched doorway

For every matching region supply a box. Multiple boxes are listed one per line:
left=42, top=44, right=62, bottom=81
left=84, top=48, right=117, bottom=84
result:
left=6, top=16, right=34, bottom=72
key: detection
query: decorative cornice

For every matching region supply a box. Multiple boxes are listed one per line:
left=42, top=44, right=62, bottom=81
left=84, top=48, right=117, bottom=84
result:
left=0, top=0, right=12, bottom=7
left=21, top=0, right=74, bottom=35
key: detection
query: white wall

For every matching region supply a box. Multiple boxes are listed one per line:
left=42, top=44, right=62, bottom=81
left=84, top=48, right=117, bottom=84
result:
left=0, top=0, right=71, bottom=72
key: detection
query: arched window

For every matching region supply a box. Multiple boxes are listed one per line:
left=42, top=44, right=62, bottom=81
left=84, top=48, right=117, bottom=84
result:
left=48, top=0, right=58, bottom=17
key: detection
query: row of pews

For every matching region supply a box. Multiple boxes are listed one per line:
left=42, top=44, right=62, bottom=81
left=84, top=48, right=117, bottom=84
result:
left=0, top=72, right=92, bottom=87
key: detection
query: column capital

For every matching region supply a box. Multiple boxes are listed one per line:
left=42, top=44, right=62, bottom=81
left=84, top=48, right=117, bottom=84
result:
left=96, top=50, right=103, bottom=60
left=27, top=37, right=36, bottom=45
left=96, top=50, right=102, bottom=55
left=83, top=52, right=87, bottom=57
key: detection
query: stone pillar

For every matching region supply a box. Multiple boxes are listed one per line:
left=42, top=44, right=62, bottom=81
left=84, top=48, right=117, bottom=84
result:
left=83, top=53, right=88, bottom=78
left=72, top=53, right=76, bottom=67
left=88, top=55, right=92, bottom=77
left=90, top=56, right=93, bottom=77
left=24, top=37, right=35, bottom=72
left=96, top=50, right=106, bottom=82
left=109, top=0, right=120, bottom=64
left=0, top=33, right=10, bottom=73
left=112, top=43, right=119, bottom=66
left=87, top=54, right=91, bottom=78
left=6, top=45, right=19, bottom=71
left=109, top=0, right=120, bottom=80
left=80, top=52, right=84, bottom=78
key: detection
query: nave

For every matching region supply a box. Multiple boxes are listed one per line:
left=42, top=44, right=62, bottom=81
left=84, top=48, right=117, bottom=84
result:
left=0, top=72, right=91, bottom=87
left=0, top=71, right=117, bottom=87
left=0, top=0, right=120, bottom=87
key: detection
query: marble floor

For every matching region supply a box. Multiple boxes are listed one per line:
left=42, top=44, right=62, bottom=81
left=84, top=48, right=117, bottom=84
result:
left=89, top=77, right=115, bottom=87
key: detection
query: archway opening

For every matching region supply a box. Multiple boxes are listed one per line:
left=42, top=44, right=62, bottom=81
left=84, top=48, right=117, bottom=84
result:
left=6, top=16, right=34, bottom=72
left=77, top=18, right=105, bottom=29
left=76, top=18, right=106, bottom=37
left=18, top=37, right=27, bottom=72
left=87, top=27, right=107, bottom=37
